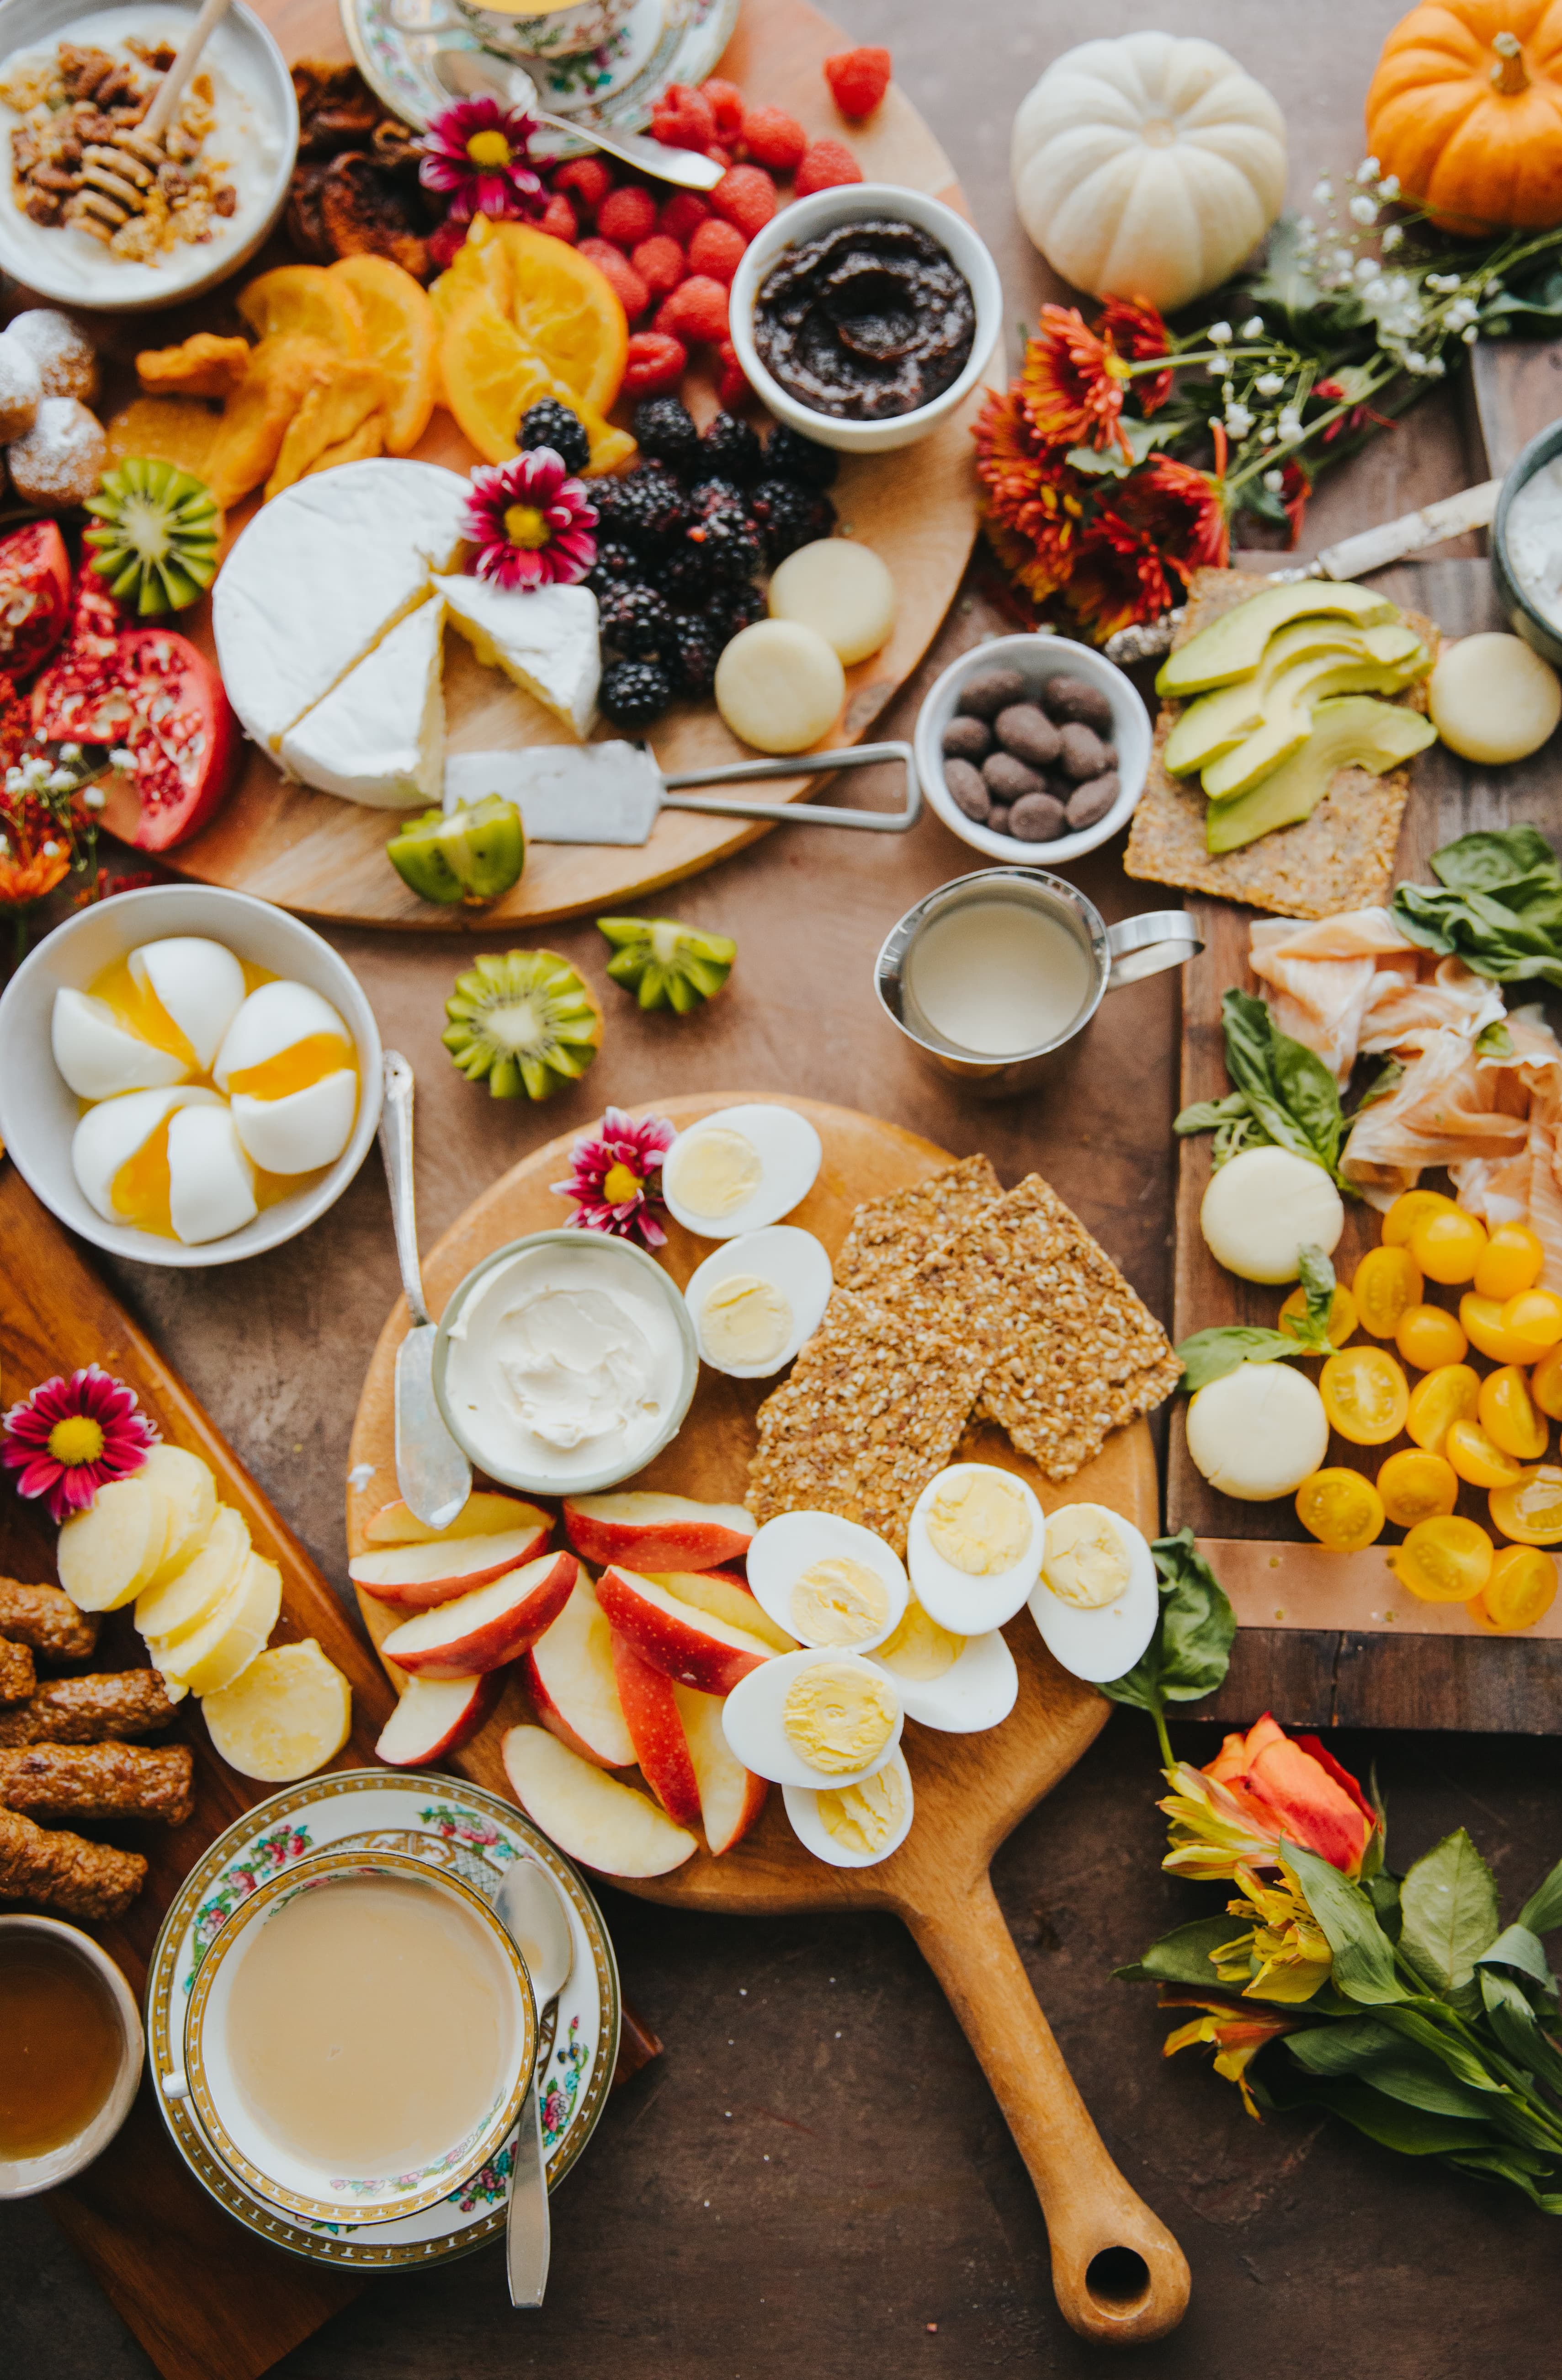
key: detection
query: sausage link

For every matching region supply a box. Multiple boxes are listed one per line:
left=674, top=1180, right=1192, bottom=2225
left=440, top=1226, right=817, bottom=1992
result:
left=0, top=1742, right=194, bottom=1827
left=0, top=1637, right=37, bottom=1705
left=0, top=1579, right=100, bottom=1662
left=0, top=1668, right=181, bottom=1747
left=0, top=1805, right=145, bottom=1921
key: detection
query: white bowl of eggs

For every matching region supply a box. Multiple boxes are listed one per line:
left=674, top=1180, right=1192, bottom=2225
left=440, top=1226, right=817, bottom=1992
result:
left=0, top=884, right=383, bottom=1267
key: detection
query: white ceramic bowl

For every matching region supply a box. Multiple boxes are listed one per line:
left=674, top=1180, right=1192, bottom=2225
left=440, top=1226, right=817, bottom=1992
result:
left=915, top=634, right=1152, bottom=868
left=728, top=183, right=1003, bottom=455
left=0, top=0, right=298, bottom=314
left=0, top=1917, right=143, bottom=2198
left=0, top=883, right=383, bottom=1267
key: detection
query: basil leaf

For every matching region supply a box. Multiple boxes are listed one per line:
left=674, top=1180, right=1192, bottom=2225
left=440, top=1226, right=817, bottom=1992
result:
left=1432, top=825, right=1558, bottom=895
left=1518, top=1853, right=1562, bottom=1938
left=1277, top=1244, right=1338, bottom=1354
left=1476, top=1019, right=1514, bottom=1059
left=1353, top=1055, right=1404, bottom=1112
left=1391, top=826, right=1562, bottom=987
left=1174, top=1326, right=1298, bottom=1392
left=1220, top=987, right=1347, bottom=1178
left=1173, top=1091, right=1251, bottom=1137
left=1096, top=1528, right=1235, bottom=1763
left=1113, top=1915, right=1236, bottom=1989
left=1286, top=1841, right=1408, bottom=2005
left=1398, top=1828, right=1502, bottom=1996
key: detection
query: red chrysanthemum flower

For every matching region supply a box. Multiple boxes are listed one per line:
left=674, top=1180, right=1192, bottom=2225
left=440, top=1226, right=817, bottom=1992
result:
left=553, top=1108, right=675, bottom=1249
left=1096, top=296, right=1174, bottom=415
left=463, top=451, right=598, bottom=591
left=417, top=96, right=544, bottom=226
left=1064, top=508, right=1178, bottom=642
left=3, top=1365, right=158, bottom=1523
left=1021, top=305, right=1130, bottom=455
left=1114, top=454, right=1229, bottom=578
left=972, top=385, right=1089, bottom=602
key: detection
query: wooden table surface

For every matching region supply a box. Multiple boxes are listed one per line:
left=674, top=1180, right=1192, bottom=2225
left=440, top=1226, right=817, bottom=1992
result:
left=8, top=1, right=1562, bottom=2373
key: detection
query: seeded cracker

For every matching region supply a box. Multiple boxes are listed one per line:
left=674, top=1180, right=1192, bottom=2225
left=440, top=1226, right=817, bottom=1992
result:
left=834, top=1154, right=1003, bottom=1295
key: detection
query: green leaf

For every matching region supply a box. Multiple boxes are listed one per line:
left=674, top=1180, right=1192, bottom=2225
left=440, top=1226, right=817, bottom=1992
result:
left=1173, top=1326, right=1298, bottom=1392
left=1431, top=826, right=1557, bottom=894
left=1373, top=2002, right=1513, bottom=2097
left=1476, top=1019, right=1515, bottom=1059
left=1519, top=1853, right=1562, bottom=1938
left=1286, top=1841, right=1407, bottom=2004
left=1398, top=1829, right=1502, bottom=1996
left=1114, top=1915, right=1237, bottom=1989
left=1285, top=2016, right=1399, bottom=2076
left=1065, top=417, right=1162, bottom=475
left=1220, top=987, right=1348, bottom=1179
left=1479, top=1968, right=1562, bottom=2095
left=1280, top=1244, right=1338, bottom=1355
left=1261, top=2067, right=1501, bottom=2156
left=1366, top=1871, right=1402, bottom=1936
left=1352, top=1055, right=1405, bottom=1113
left=1477, top=1923, right=1556, bottom=1992
left=1361, top=2060, right=1512, bottom=2123
left=1391, top=826, right=1562, bottom=988
left=1096, top=1528, right=1236, bottom=1758
left=1174, top=1090, right=1251, bottom=1137
left=1243, top=213, right=1328, bottom=323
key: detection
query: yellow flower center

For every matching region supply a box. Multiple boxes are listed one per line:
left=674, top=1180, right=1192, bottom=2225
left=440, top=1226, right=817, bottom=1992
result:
left=48, top=1414, right=105, bottom=1466
left=602, top=1161, right=643, bottom=1204
left=466, top=128, right=513, bottom=167
left=503, top=502, right=551, bottom=550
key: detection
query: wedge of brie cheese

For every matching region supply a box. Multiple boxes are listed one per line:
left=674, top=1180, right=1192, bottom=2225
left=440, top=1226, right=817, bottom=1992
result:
left=280, top=597, right=446, bottom=808
left=213, top=460, right=470, bottom=753
left=433, top=575, right=600, bottom=740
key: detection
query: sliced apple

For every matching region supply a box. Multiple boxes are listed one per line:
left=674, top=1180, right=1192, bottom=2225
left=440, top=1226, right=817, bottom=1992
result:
left=562, top=1492, right=755, bottom=1575
left=673, top=1683, right=768, bottom=1855
left=522, top=1574, right=633, bottom=1769
left=361, top=1492, right=550, bottom=1548
left=150, top=1551, right=282, bottom=1697
left=381, top=1549, right=577, bottom=1678
left=595, top=1566, right=773, bottom=1696
left=348, top=1522, right=551, bottom=1611
left=135, top=1502, right=250, bottom=1644
left=610, top=1630, right=701, bottom=1827
left=58, top=1475, right=170, bottom=1612
left=648, top=1569, right=798, bottom=1656
left=376, top=1672, right=500, bottom=1768
left=139, top=1446, right=218, bottom=1588
left=502, top=1724, right=696, bottom=1877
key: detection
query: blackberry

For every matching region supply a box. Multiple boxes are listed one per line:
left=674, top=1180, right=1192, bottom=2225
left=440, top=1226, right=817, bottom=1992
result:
left=670, top=611, right=723, bottom=699
left=764, top=424, right=839, bottom=490
left=698, top=410, right=763, bottom=484
left=598, top=580, right=675, bottom=661
left=632, top=395, right=701, bottom=477
left=600, top=657, right=673, bottom=729
left=688, top=500, right=763, bottom=585
left=592, top=462, right=687, bottom=548
left=656, top=541, right=717, bottom=605
left=586, top=538, right=645, bottom=594
left=518, top=398, right=590, bottom=476
left=749, top=478, right=837, bottom=566
left=717, top=581, right=765, bottom=638
left=687, top=474, right=751, bottom=520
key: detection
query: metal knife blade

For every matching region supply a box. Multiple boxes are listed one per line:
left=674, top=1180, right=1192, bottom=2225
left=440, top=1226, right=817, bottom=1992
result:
left=444, top=743, right=661, bottom=844
left=393, top=1324, right=469, bottom=1534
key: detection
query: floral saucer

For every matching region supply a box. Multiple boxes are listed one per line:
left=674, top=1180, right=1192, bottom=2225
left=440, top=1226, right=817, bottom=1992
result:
left=145, top=1769, right=619, bottom=2269
left=341, top=0, right=742, bottom=138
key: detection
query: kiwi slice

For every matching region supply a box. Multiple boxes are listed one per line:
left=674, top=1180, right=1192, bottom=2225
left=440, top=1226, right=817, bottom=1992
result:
left=443, top=950, right=603, bottom=1101
left=387, top=796, right=525, bottom=905
left=596, top=916, right=736, bottom=1013
left=82, top=458, right=222, bottom=616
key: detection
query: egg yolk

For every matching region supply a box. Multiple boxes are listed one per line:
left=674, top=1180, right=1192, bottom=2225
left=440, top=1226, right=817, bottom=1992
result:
left=790, top=1555, right=888, bottom=1646
left=667, top=1127, right=762, bottom=1218
left=817, top=1763, right=907, bottom=1855
left=700, top=1272, right=792, bottom=1368
left=111, top=1112, right=176, bottom=1236
left=224, top=1033, right=356, bottom=1100
left=1041, top=1503, right=1129, bottom=1608
left=926, top=1469, right=1032, bottom=1576
left=782, top=1663, right=897, bottom=1775
left=875, top=1596, right=964, bottom=1681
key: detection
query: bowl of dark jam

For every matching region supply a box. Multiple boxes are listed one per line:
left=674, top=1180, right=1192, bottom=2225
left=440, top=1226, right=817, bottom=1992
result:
left=730, top=184, right=1002, bottom=454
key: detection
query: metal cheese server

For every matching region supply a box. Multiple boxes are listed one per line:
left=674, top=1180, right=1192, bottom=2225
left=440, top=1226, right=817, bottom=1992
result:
left=377, top=1052, right=471, bottom=1531
left=443, top=739, right=920, bottom=845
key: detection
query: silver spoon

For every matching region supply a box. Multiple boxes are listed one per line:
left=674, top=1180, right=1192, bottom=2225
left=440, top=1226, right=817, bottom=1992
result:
left=377, top=1052, right=472, bottom=1531
left=430, top=47, right=723, bottom=190
left=497, top=1856, right=576, bottom=2307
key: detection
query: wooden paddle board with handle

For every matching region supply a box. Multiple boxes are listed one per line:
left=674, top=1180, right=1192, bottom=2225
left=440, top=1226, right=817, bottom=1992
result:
left=349, top=1095, right=1191, bottom=2344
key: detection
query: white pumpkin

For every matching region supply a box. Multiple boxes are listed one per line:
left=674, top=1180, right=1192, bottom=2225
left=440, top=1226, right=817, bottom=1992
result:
left=1011, top=33, right=1288, bottom=313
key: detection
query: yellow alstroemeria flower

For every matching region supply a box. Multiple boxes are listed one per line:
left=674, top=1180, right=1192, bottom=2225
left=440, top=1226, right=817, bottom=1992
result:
left=1212, top=1860, right=1334, bottom=2005
left=1156, top=1989, right=1303, bottom=2120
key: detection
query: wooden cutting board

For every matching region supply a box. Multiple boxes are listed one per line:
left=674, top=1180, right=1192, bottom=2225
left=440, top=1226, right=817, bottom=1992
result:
left=348, top=1095, right=1192, bottom=2346
left=143, top=0, right=992, bottom=932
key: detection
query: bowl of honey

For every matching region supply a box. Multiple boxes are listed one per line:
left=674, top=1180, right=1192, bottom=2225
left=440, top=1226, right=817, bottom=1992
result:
left=0, top=1916, right=143, bottom=2196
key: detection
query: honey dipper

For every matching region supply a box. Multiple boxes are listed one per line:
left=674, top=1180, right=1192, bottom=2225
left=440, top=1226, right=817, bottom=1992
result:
left=69, top=0, right=231, bottom=242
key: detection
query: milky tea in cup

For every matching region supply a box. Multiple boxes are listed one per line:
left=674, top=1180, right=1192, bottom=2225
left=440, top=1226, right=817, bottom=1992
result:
left=904, top=896, right=1096, bottom=1058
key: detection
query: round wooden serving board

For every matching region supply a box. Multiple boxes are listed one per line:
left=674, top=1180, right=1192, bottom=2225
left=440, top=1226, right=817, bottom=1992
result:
left=149, top=0, right=993, bottom=931
left=347, top=1097, right=1190, bottom=2344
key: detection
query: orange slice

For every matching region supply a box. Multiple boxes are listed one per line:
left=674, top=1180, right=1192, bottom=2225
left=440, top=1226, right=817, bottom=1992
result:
left=439, top=298, right=634, bottom=471
left=330, top=254, right=439, bottom=454
left=430, top=216, right=515, bottom=324
left=494, top=221, right=627, bottom=413
left=238, top=264, right=365, bottom=355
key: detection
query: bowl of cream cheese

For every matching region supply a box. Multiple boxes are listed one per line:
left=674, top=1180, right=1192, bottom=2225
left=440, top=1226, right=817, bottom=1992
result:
left=1492, top=419, right=1562, bottom=669
left=433, top=1230, right=699, bottom=1496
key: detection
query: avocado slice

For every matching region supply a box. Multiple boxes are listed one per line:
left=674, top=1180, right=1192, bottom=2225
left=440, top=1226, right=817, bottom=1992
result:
left=1206, top=696, right=1437, bottom=854
left=1157, top=580, right=1399, bottom=698
left=1202, top=646, right=1431, bottom=802
left=1164, top=621, right=1426, bottom=777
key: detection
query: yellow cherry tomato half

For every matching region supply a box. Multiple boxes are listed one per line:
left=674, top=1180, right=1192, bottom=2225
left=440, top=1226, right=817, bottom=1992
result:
left=1489, top=1464, right=1562, bottom=1546
left=1472, top=1544, right=1559, bottom=1632
left=1376, top=1448, right=1460, bottom=1528
left=1319, top=1347, right=1409, bottom=1445
left=1501, top=1289, right=1562, bottom=1352
left=1390, top=1515, right=1495, bottom=1603
left=1405, top=1363, right=1481, bottom=1455
left=1531, top=1344, right=1562, bottom=1421
left=1459, top=1294, right=1556, bottom=1367
left=1409, top=1205, right=1488, bottom=1286
left=1477, top=1365, right=1548, bottom=1462
left=1295, top=1468, right=1386, bottom=1550
left=1351, top=1245, right=1423, bottom=1339
left=1394, top=1302, right=1468, bottom=1372
left=1279, top=1282, right=1357, bottom=1348
left=1445, top=1417, right=1528, bottom=1490
left=1382, top=1188, right=1456, bottom=1248
left=1472, top=1223, right=1545, bottom=1303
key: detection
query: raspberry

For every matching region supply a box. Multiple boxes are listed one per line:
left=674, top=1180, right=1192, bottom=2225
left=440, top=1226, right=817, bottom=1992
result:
left=623, top=330, right=688, bottom=396
left=699, top=78, right=745, bottom=144
left=579, top=237, right=649, bottom=321
left=824, top=45, right=892, bottom=117
left=707, top=145, right=733, bottom=172
left=659, top=190, right=710, bottom=243
left=795, top=139, right=863, bottom=197
left=597, top=183, right=658, bottom=249
left=711, top=164, right=776, bottom=239
left=537, top=192, right=577, bottom=244
left=716, top=340, right=748, bottom=409
left=686, top=216, right=746, bottom=285
left=631, top=233, right=685, bottom=298
left=740, top=105, right=806, bottom=171
left=650, top=83, right=717, bottom=152
left=426, top=218, right=467, bottom=271
left=659, top=274, right=729, bottom=344
left=553, top=156, right=612, bottom=214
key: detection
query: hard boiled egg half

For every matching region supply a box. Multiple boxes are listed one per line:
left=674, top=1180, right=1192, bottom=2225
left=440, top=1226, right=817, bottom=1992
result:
left=722, top=1647, right=903, bottom=1789
left=684, top=1226, right=832, bottom=1378
left=907, top=1464, right=1045, bottom=1634
left=783, top=1747, right=914, bottom=1869
left=73, top=1086, right=259, bottom=1245
left=51, top=937, right=248, bottom=1098
left=746, top=1510, right=908, bottom=1654
left=214, top=981, right=358, bottom=1174
left=662, top=1104, right=822, bottom=1238
left=1027, top=1503, right=1158, bottom=1684
left=867, top=1596, right=1018, bottom=1733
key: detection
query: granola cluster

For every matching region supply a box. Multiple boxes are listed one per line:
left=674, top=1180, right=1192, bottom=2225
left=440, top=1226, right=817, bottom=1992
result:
left=2, top=40, right=235, bottom=262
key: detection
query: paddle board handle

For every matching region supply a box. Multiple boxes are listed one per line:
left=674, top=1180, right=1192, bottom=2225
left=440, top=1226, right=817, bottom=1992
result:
left=904, top=1871, right=1190, bottom=2346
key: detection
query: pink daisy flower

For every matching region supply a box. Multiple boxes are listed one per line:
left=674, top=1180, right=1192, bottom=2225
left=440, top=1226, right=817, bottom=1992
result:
left=416, top=96, right=544, bottom=226
left=463, top=451, right=598, bottom=591
left=553, top=1108, right=675, bottom=1249
left=3, top=1365, right=159, bottom=1523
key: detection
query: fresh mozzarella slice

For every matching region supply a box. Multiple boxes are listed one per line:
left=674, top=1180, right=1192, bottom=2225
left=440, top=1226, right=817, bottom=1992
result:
left=281, top=597, right=446, bottom=809
left=1199, top=1145, right=1344, bottom=1283
left=128, top=939, right=247, bottom=1070
left=52, top=987, right=188, bottom=1099
left=167, top=1104, right=257, bottom=1244
left=1185, top=1361, right=1330, bottom=1500
left=231, top=1072, right=357, bottom=1174
left=433, top=574, right=600, bottom=739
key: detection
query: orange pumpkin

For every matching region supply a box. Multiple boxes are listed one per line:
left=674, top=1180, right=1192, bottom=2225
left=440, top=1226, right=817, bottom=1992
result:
left=1366, top=1, right=1562, bottom=231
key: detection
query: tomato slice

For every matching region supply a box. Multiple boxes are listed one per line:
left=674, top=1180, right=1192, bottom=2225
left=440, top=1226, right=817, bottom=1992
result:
left=1405, top=1363, right=1480, bottom=1455
left=1472, top=1545, right=1558, bottom=1632
left=1319, top=1347, right=1409, bottom=1445
left=1394, top=1303, right=1467, bottom=1372
left=1533, top=1345, right=1562, bottom=1421
left=1445, top=1418, right=1526, bottom=1490
left=1352, top=1246, right=1422, bottom=1338
left=1472, top=1224, right=1544, bottom=1303
left=1477, top=1366, right=1548, bottom=1462
left=1295, top=1468, right=1384, bottom=1550
left=32, top=618, right=239, bottom=851
left=1382, top=1189, right=1455, bottom=1248
left=1390, top=1517, right=1494, bottom=1603
left=1376, top=1448, right=1458, bottom=1528
left=1489, top=1465, right=1562, bottom=1546
left=1459, top=1294, right=1556, bottom=1367
left=1279, top=1282, right=1356, bottom=1348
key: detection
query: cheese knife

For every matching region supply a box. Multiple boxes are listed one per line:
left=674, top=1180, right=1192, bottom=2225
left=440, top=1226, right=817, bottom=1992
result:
left=377, top=1052, right=471, bottom=1532
left=443, top=738, right=920, bottom=845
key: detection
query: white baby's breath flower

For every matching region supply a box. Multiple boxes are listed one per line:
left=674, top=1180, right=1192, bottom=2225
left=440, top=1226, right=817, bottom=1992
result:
left=1445, top=298, right=1478, bottom=329
left=1463, top=323, right=1481, bottom=344
left=0, top=833, right=9, bottom=856
left=1427, top=353, right=1446, bottom=374
left=1357, top=157, right=1380, bottom=182
left=45, top=767, right=74, bottom=793
left=1276, top=410, right=1303, bottom=443
left=1404, top=350, right=1428, bottom=373
left=1206, top=356, right=1227, bottom=377
left=1381, top=223, right=1404, bottom=251
left=1254, top=372, right=1286, bottom=395
left=82, top=786, right=106, bottom=810
left=58, top=742, right=81, bottom=763
left=1208, top=320, right=1233, bottom=345
left=109, top=746, right=136, bottom=769
left=1259, top=424, right=1277, bottom=443
left=41, top=839, right=60, bottom=858
left=1378, top=174, right=1400, bottom=201
left=1240, top=315, right=1264, bottom=338
left=1426, top=272, right=1461, bottom=293
left=1264, top=469, right=1286, bottom=492
left=1330, top=247, right=1355, bottom=273
left=1350, top=195, right=1378, bottom=225
left=1224, top=401, right=1254, bottom=436
left=1313, top=177, right=1333, bottom=203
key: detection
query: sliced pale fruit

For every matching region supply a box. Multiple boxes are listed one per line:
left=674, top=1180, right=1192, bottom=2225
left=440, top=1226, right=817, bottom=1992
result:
left=330, top=254, right=439, bottom=456
left=348, top=1522, right=552, bottom=1610
left=57, top=1475, right=170, bottom=1612
left=139, top=1445, right=218, bottom=1589
left=494, top=221, right=628, bottom=414
left=430, top=218, right=515, bottom=322
left=672, top=1682, right=767, bottom=1855
left=376, top=1673, right=499, bottom=1768
left=151, top=1550, right=282, bottom=1696
left=648, top=1570, right=797, bottom=1655
left=238, top=265, right=365, bottom=354
left=136, top=1501, right=250, bottom=1643
left=362, top=1491, right=546, bottom=1547
left=522, top=1574, right=634, bottom=1769
left=595, top=1566, right=773, bottom=1696
left=202, top=1638, right=351, bottom=1781
left=501, top=1724, right=696, bottom=1876
left=611, top=1629, right=701, bottom=1826
left=379, top=1550, right=577, bottom=1677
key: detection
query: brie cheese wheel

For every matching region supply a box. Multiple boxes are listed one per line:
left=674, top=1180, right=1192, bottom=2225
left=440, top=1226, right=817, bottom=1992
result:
left=213, top=460, right=470, bottom=752
left=281, top=597, right=446, bottom=808
left=433, top=574, right=600, bottom=740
